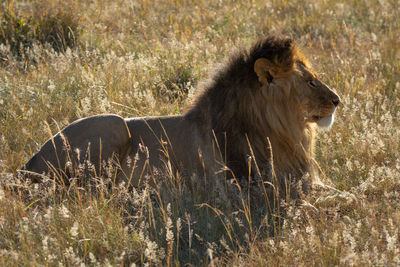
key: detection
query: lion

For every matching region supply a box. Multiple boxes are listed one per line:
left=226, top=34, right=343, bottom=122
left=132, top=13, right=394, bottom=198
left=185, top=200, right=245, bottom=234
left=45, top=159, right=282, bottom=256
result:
left=20, top=35, right=340, bottom=200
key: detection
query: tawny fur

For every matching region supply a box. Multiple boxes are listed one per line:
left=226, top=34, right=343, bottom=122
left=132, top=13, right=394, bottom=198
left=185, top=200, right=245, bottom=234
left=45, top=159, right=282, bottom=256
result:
left=20, top=35, right=340, bottom=198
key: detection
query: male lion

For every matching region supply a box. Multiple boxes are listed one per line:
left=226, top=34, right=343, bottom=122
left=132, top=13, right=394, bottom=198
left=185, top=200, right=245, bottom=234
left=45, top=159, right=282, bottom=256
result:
left=20, top=35, right=340, bottom=199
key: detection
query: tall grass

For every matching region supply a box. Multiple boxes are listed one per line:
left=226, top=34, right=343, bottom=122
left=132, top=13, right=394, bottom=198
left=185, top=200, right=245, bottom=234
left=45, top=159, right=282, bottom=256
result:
left=0, top=0, right=81, bottom=62
left=1, top=0, right=399, bottom=265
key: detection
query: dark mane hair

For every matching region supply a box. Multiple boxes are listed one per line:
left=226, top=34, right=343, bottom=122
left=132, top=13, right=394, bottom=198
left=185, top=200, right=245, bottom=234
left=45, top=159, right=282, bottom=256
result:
left=186, top=35, right=314, bottom=188
left=188, top=35, right=298, bottom=111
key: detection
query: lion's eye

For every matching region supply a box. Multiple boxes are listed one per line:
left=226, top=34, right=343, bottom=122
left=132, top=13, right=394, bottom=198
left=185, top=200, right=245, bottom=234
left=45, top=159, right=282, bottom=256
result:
left=308, top=80, right=317, bottom=87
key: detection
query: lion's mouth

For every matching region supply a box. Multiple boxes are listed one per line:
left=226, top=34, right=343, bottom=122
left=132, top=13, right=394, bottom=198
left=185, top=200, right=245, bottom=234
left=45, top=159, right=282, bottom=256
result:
left=312, top=113, right=335, bottom=130
left=312, top=115, right=322, bottom=120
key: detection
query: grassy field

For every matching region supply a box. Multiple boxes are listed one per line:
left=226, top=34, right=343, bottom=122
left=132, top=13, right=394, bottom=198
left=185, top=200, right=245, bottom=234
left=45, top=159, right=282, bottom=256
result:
left=1, top=0, right=399, bottom=265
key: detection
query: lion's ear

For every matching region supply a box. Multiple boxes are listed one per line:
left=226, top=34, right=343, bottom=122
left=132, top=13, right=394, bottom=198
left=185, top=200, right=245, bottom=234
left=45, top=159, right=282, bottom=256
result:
left=254, top=58, right=277, bottom=87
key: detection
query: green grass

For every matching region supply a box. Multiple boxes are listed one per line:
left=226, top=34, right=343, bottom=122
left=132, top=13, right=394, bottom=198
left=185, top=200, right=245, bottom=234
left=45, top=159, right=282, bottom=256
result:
left=1, top=0, right=400, bottom=265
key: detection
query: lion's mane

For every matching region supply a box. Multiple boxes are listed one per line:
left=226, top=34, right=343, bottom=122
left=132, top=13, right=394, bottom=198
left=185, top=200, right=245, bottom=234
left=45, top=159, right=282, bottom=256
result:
left=187, top=35, right=315, bottom=190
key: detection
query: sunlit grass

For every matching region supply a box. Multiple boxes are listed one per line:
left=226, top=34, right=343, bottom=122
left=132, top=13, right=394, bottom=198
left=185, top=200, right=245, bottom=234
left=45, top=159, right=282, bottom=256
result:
left=1, top=0, right=399, bottom=265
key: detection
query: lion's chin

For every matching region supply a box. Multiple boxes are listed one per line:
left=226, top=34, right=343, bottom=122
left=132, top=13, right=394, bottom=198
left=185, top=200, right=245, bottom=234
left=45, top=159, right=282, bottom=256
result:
left=316, top=113, right=335, bottom=130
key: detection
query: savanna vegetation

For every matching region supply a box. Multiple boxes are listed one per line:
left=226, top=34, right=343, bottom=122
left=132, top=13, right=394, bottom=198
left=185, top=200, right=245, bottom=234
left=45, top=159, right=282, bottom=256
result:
left=0, top=0, right=399, bottom=265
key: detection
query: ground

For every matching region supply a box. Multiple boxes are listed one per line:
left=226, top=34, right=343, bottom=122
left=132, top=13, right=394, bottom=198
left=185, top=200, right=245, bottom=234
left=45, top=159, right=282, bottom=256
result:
left=0, top=0, right=399, bottom=265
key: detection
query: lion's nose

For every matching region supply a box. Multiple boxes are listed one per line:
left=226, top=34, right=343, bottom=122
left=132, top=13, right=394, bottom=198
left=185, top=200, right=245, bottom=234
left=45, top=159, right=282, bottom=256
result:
left=332, top=98, right=340, bottom=107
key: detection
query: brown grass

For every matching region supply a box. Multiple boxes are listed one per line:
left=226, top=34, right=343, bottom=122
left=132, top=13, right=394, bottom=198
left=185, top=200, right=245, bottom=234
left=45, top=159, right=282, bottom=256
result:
left=1, top=0, right=399, bottom=265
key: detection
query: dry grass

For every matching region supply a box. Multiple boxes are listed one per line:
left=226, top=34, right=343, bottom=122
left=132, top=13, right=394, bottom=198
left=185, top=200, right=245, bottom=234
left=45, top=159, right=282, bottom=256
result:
left=1, top=0, right=400, bottom=266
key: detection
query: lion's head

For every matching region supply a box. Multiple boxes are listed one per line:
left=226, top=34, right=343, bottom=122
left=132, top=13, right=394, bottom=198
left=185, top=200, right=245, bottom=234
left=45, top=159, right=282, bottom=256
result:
left=252, top=37, right=340, bottom=133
